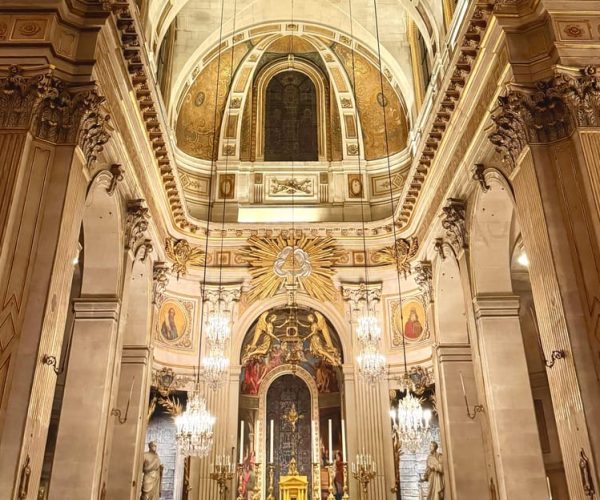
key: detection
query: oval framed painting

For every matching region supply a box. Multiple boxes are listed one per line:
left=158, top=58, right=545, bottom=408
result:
left=391, top=297, right=428, bottom=343
left=157, top=299, right=189, bottom=344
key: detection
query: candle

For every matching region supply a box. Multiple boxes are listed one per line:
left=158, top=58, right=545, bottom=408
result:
left=546, top=476, right=552, bottom=499
left=459, top=372, right=466, bottom=397
left=341, top=419, right=347, bottom=462
left=270, top=419, right=274, bottom=463
left=239, top=420, right=244, bottom=464
left=255, top=420, right=260, bottom=457
left=328, top=419, right=333, bottom=463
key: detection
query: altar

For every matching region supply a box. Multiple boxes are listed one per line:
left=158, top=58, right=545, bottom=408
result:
left=279, top=474, right=308, bottom=500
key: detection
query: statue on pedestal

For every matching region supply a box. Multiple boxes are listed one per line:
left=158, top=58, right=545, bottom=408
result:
left=424, top=441, right=444, bottom=500
left=141, top=441, right=163, bottom=500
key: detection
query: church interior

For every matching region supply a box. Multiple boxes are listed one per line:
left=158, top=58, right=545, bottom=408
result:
left=1, top=0, right=600, bottom=499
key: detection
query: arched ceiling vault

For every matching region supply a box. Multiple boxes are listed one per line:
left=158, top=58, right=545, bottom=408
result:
left=175, top=29, right=410, bottom=163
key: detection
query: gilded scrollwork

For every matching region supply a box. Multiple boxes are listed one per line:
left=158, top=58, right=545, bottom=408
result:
left=165, top=238, right=206, bottom=278
left=372, top=237, right=418, bottom=276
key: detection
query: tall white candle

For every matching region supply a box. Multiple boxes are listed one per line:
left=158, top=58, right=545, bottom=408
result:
left=546, top=476, right=552, bottom=499
left=459, top=372, right=467, bottom=397
left=255, top=420, right=260, bottom=457
left=341, top=419, right=347, bottom=462
left=239, top=420, right=244, bottom=464
left=270, top=419, right=274, bottom=463
left=328, top=419, right=333, bottom=463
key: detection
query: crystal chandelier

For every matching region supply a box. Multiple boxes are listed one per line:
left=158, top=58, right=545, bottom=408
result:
left=205, top=310, right=230, bottom=346
left=356, top=314, right=382, bottom=344
left=389, top=392, right=432, bottom=453
left=357, top=341, right=386, bottom=384
left=175, top=387, right=216, bottom=457
left=201, top=342, right=230, bottom=390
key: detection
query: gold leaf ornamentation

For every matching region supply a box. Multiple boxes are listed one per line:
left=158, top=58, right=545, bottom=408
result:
left=165, top=238, right=205, bottom=278
left=242, top=235, right=343, bottom=302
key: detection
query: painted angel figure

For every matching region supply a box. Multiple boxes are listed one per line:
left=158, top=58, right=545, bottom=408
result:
left=242, top=311, right=278, bottom=364
left=303, top=311, right=341, bottom=366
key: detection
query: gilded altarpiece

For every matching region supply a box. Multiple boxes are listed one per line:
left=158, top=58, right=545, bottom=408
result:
left=238, top=306, right=344, bottom=499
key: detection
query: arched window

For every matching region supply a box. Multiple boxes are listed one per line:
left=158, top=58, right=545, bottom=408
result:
left=264, top=71, right=318, bottom=161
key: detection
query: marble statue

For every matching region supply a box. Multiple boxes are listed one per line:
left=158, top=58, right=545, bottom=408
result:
left=425, top=441, right=444, bottom=500
left=141, top=441, right=163, bottom=500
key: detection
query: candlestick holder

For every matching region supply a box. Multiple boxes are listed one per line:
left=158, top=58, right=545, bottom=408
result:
left=237, top=464, right=245, bottom=500
left=267, top=463, right=275, bottom=500
left=352, top=457, right=376, bottom=500
left=210, top=463, right=235, bottom=500
left=252, top=462, right=261, bottom=500
left=342, top=462, right=350, bottom=500
left=312, top=462, right=321, bottom=500
left=327, top=462, right=335, bottom=500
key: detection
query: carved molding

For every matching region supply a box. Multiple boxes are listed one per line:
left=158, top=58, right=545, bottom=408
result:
left=413, top=261, right=433, bottom=304
left=441, top=198, right=468, bottom=254
left=106, top=163, right=124, bottom=196
left=125, top=199, right=150, bottom=252
left=152, top=261, right=170, bottom=305
left=434, top=238, right=446, bottom=261
left=472, top=163, right=490, bottom=192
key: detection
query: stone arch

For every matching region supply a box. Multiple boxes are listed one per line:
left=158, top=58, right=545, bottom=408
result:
left=80, top=170, right=124, bottom=297
left=469, top=174, right=519, bottom=296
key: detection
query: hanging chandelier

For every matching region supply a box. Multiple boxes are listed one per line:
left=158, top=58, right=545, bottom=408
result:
left=357, top=342, right=386, bottom=384
left=205, top=309, right=231, bottom=346
left=175, top=386, right=216, bottom=457
left=356, top=314, right=382, bottom=345
left=389, top=392, right=432, bottom=453
left=201, top=342, right=230, bottom=390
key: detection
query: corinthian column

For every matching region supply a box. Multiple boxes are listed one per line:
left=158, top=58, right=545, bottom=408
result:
left=489, top=68, right=600, bottom=498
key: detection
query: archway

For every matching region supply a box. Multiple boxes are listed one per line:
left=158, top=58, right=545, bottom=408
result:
left=237, top=305, right=344, bottom=499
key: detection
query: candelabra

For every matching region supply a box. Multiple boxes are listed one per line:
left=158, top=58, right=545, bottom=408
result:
left=267, top=463, right=275, bottom=500
left=352, top=455, right=376, bottom=500
left=312, top=463, right=321, bottom=500
left=342, top=462, right=350, bottom=500
left=236, top=463, right=245, bottom=500
left=210, top=456, right=235, bottom=500
left=252, top=462, right=261, bottom=500
left=327, top=462, right=335, bottom=500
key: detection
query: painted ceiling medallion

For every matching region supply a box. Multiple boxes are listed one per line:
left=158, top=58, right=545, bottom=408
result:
left=242, top=235, right=342, bottom=302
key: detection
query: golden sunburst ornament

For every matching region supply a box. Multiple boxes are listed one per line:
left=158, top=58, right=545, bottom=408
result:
left=242, top=235, right=342, bottom=302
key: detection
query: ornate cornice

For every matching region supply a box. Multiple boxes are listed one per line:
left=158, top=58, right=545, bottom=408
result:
left=111, top=5, right=194, bottom=231
left=489, top=66, right=600, bottom=169
left=396, top=2, right=494, bottom=229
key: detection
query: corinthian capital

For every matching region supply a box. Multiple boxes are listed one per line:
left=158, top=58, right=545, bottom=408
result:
left=413, top=261, right=433, bottom=304
left=125, top=199, right=150, bottom=252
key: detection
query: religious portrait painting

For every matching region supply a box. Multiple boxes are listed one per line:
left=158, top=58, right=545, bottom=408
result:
left=389, top=296, right=428, bottom=346
left=156, top=297, right=195, bottom=350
